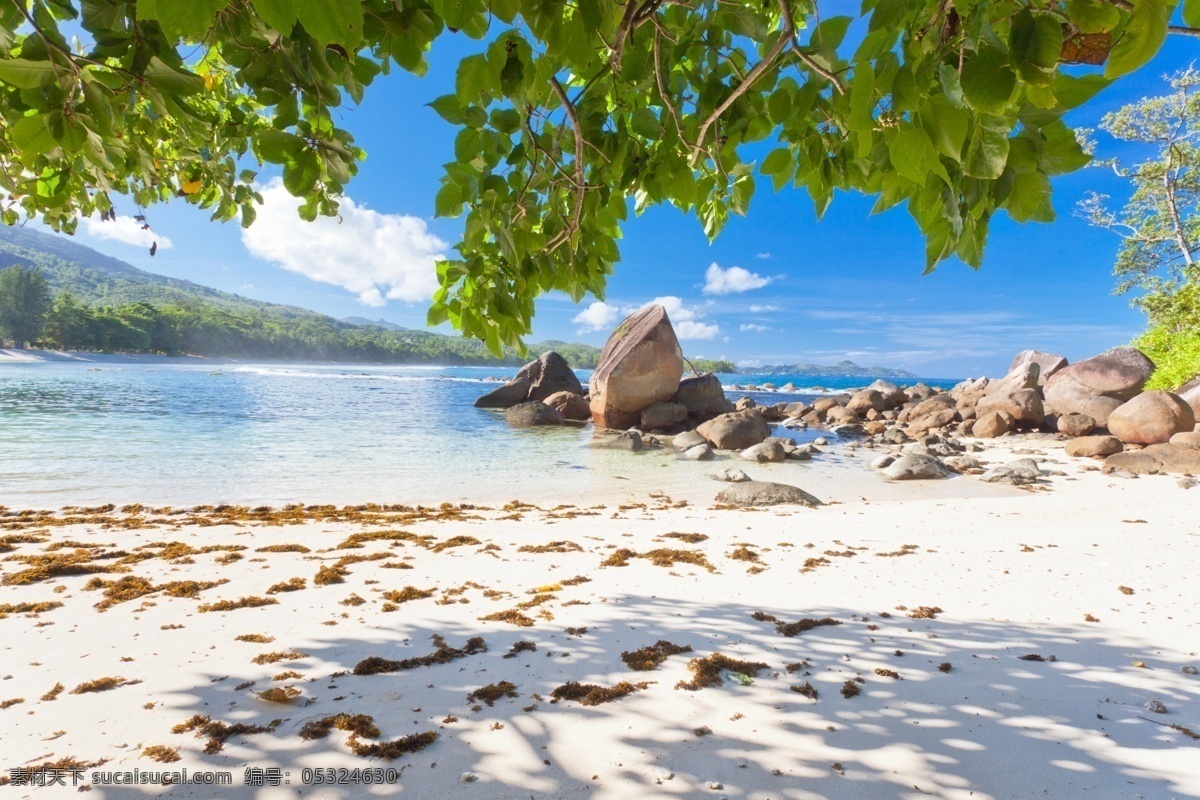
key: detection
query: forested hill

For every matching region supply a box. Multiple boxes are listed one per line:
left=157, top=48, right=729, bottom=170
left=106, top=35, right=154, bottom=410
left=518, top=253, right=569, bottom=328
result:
left=0, top=226, right=615, bottom=367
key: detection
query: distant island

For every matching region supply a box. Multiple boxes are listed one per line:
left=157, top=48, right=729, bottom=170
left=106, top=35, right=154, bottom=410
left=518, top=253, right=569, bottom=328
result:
left=744, top=360, right=918, bottom=379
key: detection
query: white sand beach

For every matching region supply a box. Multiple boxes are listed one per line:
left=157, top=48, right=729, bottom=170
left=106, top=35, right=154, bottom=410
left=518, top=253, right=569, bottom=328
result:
left=1, top=435, right=1197, bottom=799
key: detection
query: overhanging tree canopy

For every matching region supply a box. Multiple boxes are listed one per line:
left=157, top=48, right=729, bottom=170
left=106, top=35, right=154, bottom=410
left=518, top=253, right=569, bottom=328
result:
left=0, top=0, right=1196, bottom=352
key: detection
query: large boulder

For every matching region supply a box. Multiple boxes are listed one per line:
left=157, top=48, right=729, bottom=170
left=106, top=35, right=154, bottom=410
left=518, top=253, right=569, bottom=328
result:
left=980, top=458, right=1043, bottom=486
left=640, top=401, right=688, bottom=430
left=986, top=362, right=1040, bottom=396
left=672, top=430, right=708, bottom=451
left=867, top=380, right=908, bottom=408
left=1009, top=350, right=1068, bottom=385
left=697, top=409, right=771, bottom=450
left=976, top=388, right=1045, bottom=426
left=847, top=389, right=886, bottom=415
left=741, top=441, right=788, bottom=463
left=881, top=454, right=951, bottom=480
left=1056, top=413, right=1096, bottom=437
left=1046, top=346, right=1154, bottom=402
left=1043, top=375, right=1125, bottom=426
left=543, top=390, right=591, bottom=421
left=474, top=378, right=530, bottom=408
left=1106, top=391, right=1196, bottom=446
left=506, top=401, right=565, bottom=427
left=1177, top=376, right=1200, bottom=420
left=589, top=305, right=685, bottom=429
left=1102, top=451, right=1161, bottom=475
left=972, top=409, right=1014, bottom=439
left=671, top=374, right=734, bottom=422
left=1141, top=443, right=1200, bottom=473
left=1065, top=435, right=1124, bottom=458
left=1170, top=431, right=1200, bottom=448
left=516, top=351, right=583, bottom=402
left=714, top=481, right=823, bottom=507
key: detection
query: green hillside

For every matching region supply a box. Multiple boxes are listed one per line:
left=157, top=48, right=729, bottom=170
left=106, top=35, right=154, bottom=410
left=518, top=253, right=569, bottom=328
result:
left=0, top=226, right=602, bottom=367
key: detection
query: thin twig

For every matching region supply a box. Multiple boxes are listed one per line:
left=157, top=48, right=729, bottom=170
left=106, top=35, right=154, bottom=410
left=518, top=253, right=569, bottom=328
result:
left=546, top=76, right=586, bottom=253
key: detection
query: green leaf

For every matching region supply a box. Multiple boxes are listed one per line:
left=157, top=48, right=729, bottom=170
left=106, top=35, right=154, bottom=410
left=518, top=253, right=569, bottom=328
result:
left=1006, top=171, right=1054, bottom=223
left=921, top=95, right=968, bottom=162
left=1038, top=122, right=1091, bottom=175
left=142, top=57, right=205, bottom=95
left=887, top=125, right=939, bottom=184
left=1052, top=73, right=1111, bottom=109
left=1010, top=10, right=1063, bottom=70
left=1186, top=0, right=1200, bottom=28
left=11, top=114, right=57, bottom=155
left=250, top=0, right=297, bottom=33
left=136, top=0, right=231, bottom=38
left=294, top=0, right=363, bottom=49
left=0, top=58, right=57, bottom=89
left=428, top=94, right=466, bottom=124
left=964, top=116, right=1010, bottom=180
left=282, top=148, right=320, bottom=195
left=455, top=54, right=491, bottom=103
left=1066, top=0, right=1121, bottom=33
left=961, top=46, right=1016, bottom=115
left=1104, top=0, right=1171, bottom=78
left=254, top=129, right=304, bottom=163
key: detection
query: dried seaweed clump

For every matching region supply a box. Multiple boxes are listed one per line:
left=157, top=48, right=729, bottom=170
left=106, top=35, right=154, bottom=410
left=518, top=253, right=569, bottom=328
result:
left=662, top=532, right=708, bottom=544
left=0, top=600, right=64, bottom=616
left=906, top=606, right=943, bottom=620
left=335, top=529, right=433, bottom=550
left=874, top=668, right=900, bottom=680
left=252, top=650, right=310, bottom=665
left=840, top=680, right=862, bottom=698
left=41, top=683, right=64, bottom=701
left=341, top=593, right=366, bottom=607
left=198, top=596, right=279, bottom=612
left=431, top=535, right=482, bottom=553
left=347, top=730, right=438, bottom=760
left=938, top=662, right=952, bottom=673
left=773, top=617, right=842, bottom=637
left=236, top=633, right=274, bottom=643
left=503, top=641, right=537, bottom=658
left=0, top=697, right=25, bottom=709
left=550, top=681, right=649, bottom=706
left=517, top=540, right=582, bottom=553
left=3, top=548, right=129, bottom=586
left=172, top=714, right=279, bottom=754
left=791, top=682, right=818, bottom=699
left=600, top=548, right=636, bottom=567
left=70, top=676, right=132, bottom=694
left=266, top=577, right=306, bottom=594
left=1118, top=585, right=1135, bottom=596
left=675, top=653, right=770, bottom=691
left=641, top=548, right=716, bottom=572
left=141, top=746, right=180, bottom=763
left=479, top=609, right=535, bottom=628
left=352, top=635, right=487, bottom=675
left=728, top=546, right=761, bottom=563
left=313, top=565, right=349, bottom=585
left=560, top=575, right=591, bottom=586
left=85, top=575, right=228, bottom=610
left=467, top=681, right=518, bottom=707
left=381, top=586, right=435, bottom=604
left=299, top=713, right=381, bottom=741
left=255, top=544, right=311, bottom=553
left=800, top=556, right=831, bottom=572
left=621, top=640, right=692, bottom=671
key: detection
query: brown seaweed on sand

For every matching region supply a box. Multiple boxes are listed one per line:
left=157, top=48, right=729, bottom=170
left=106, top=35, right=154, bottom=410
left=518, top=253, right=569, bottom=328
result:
left=172, top=714, right=279, bottom=754
left=840, top=680, right=862, bottom=698
left=503, top=641, right=538, bottom=658
left=479, top=609, right=535, bottom=627
left=675, top=653, right=770, bottom=691
left=255, top=686, right=302, bottom=703
left=236, top=633, right=274, bottom=643
left=256, top=544, right=311, bottom=553
left=728, top=545, right=761, bottom=563
left=40, top=683, right=64, bottom=701
left=198, top=595, right=278, bottom=612
left=517, top=541, right=582, bottom=553
left=790, top=682, right=819, bottom=699
left=621, top=640, right=693, bottom=671
left=550, top=681, right=649, bottom=706
left=874, top=668, right=901, bottom=679
left=907, top=606, right=943, bottom=619
left=661, top=532, right=708, bottom=543
left=266, top=577, right=306, bottom=594
left=467, top=681, right=518, bottom=707
left=347, top=730, right=438, bottom=760
left=251, top=650, right=309, bottom=665
left=431, top=535, right=482, bottom=553
left=3, top=548, right=130, bottom=585
left=141, top=746, right=181, bottom=763
left=0, top=601, right=63, bottom=616
left=353, top=635, right=487, bottom=675
left=381, top=586, right=435, bottom=604
left=299, top=713, right=381, bottom=740
left=771, top=616, right=842, bottom=637
left=70, top=676, right=135, bottom=694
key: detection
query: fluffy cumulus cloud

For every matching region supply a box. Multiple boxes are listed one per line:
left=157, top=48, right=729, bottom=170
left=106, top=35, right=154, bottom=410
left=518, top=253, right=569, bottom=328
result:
left=646, top=295, right=720, bottom=340
left=572, top=300, right=622, bottom=332
left=702, top=262, right=772, bottom=295
left=82, top=215, right=173, bottom=251
left=241, top=179, right=446, bottom=306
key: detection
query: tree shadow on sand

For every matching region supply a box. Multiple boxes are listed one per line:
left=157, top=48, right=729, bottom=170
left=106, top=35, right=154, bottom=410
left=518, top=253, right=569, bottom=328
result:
left=98, top=594, right=1200, bottom=800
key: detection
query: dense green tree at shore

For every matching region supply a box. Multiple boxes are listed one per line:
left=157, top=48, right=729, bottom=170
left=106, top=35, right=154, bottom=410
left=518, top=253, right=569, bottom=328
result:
left=0, top=265, right=51, bottom=347
left=1, top=0, right=1195, bottom=350
left=1079, top=68, right=1200, bottom=387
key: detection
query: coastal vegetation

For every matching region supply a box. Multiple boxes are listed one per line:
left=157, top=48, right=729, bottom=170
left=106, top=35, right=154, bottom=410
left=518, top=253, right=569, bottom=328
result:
left=1080, top=69, right=1200, bottom=389
left=0, top=0, right=1192, bottom=350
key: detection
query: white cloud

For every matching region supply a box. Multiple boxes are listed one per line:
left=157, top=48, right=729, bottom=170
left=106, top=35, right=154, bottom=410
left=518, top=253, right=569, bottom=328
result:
left=645, top=295, right=720, bottom=340
left=702, top=262, right=772, bottom=295
left=572, top=300, right=621, bottom=332
left=83, top=215, right=173, bottom=251
left=748, top=304, right=780, bottom=313
left=755, top=252, right=771, bottom=259
left=241, top=179, right=446, bottom=306
left=740, top=323, right=771, bottom=333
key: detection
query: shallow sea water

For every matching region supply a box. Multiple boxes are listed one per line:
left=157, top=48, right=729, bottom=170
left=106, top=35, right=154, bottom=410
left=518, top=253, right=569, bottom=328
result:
left=0, top=358, right=961, bottom=509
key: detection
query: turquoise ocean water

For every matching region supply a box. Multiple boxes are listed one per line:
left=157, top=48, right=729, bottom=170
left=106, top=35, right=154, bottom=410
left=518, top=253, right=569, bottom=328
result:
left=0, top=359, right=955, bottom=509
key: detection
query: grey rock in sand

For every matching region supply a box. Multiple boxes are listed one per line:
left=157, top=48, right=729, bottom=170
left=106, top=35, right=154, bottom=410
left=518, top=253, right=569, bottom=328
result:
left=640, top=401, right=688, bottom=430
left=697, top=409, right=771, bottom=450
left=711, top=468, right=751, bottom=483
left=881, top=454, right=950, bottom=481
left=714, top=480, right=823, bottom=507
left=543, top=390, right=591, bottom=421
left=979, top=458, right=1043, bottom=486
left=1065, top=435, right=1124, bottom=458
left=506, top=401, right=565, bottom=427
left=1101, top=451, right=1161, bottom=475
left=475, top=378, right=531, bottom=408
left=741, top=441, right=788, bottom=463
left=672, top=430, right=708, bottom=451
left=683, top=444, right=714, bottom=461
left=1055, top=413, right=1096, bottom=437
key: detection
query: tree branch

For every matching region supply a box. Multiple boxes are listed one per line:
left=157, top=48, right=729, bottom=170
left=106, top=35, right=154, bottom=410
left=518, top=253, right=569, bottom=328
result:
left=781, top=0, right=847, bottom=96
left=546, top=76, right=586, bottom=253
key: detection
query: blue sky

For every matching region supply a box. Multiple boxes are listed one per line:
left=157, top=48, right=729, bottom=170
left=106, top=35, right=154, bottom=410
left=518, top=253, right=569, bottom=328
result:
left=61, top=19, right=1197, bottom=378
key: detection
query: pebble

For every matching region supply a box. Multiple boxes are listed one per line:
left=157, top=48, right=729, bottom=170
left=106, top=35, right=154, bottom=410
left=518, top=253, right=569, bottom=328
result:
left=1182, top=665, right=1198, bottom=675
left=460, top=772, right=478, bottom=784
left=706, top=781, right=723, bottom=790
left=1143, top=700, right=1168, bottom=714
